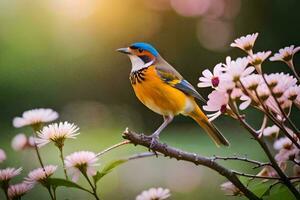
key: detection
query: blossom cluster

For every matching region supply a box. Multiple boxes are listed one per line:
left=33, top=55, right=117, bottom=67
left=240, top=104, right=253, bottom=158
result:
left=198, top=33, right=300, bottom=122
left=1, top=108, right=169, bottom=200
left=199, top=33, right=300, bottom=195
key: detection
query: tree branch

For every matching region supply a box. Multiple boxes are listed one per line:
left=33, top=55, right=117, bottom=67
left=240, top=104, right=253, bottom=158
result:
left=122, top=128, right=260, bottom=200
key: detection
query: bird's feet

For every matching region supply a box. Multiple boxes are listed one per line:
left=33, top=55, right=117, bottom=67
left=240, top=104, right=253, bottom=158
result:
left=150, top=135, right=159, bottom=149
left=144, top=134, right=159, bottom=149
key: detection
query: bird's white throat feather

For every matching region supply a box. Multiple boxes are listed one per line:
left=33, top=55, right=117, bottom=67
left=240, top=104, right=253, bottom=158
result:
left=129, top=55, right=153, bottom=72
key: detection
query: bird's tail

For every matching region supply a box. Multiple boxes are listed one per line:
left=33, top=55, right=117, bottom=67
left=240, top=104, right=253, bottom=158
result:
left=188, top=104, right=229, bottom=147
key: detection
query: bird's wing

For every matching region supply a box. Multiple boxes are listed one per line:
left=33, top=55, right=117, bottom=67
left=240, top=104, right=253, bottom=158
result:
left=155, top=63, right=207, bottom=104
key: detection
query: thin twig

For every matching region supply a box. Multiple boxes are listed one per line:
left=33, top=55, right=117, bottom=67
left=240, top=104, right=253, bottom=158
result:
left=212, top=155, right=271, bottom=169
left=128, top=152, right=161, bottom=160
left=96, top=140, right=130, bottom=157
left=232, top=171, right=280, bottom=180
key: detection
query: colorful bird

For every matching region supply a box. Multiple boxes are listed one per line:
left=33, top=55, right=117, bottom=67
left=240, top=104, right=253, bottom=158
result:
left=117, top=42, right=229, bottom=147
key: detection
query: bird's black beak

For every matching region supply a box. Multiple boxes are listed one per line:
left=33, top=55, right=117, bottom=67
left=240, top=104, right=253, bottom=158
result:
left=116, top=47, right=131, bottom=54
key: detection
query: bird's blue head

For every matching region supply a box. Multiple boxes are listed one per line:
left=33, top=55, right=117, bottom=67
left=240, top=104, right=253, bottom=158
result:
left=117, top=42, right=159, bottom=64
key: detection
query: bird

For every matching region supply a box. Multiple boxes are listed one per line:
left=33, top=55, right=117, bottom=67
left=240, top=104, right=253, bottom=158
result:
left=117, top=42, right=229, bottom=147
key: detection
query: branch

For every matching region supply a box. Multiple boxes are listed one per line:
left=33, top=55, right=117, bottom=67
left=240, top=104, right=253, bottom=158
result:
left=122, top=128, right=260, bottom=200
left=230, top=107, right=300, bottom=199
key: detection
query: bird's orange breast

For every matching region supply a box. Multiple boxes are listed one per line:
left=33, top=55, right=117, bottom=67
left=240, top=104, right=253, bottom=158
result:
left=130, top=65, right=194, bottom=116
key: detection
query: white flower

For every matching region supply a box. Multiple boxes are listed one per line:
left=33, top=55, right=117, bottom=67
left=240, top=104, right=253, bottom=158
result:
left=265, top=97, right=292, bottom=120
left=64, top=151, right=99, bottom=182
left=217, top=79, right=235, bottom=93
left=220, top=181, right=241, bottom=196
left=263, top=125, right=280, bottom=137
left=0, top=149, right=6, bottom=163
left=248, top=51, right=272, bottom=65
left=275, top=146, right=299, bottom=163
left=256, top=83, right=270, bottom=101
left=198, top=63, right=224, bottom=88
left=265, top=73, right=279, bottom=87
left=11, top=133, right=28, bottom=151
left=273, top=137, right=293, bottom=150
left=230, top=88, right=243, bottom=100
left=230, top=33, right=259, bottom=53
left=248, top=51, right=272, bottom=73
left=8, top=182, right=33, bottom=199
left=35, top=121, right=80, bottom=148
left=25, top=165, right=57, bottom=185
left=240, top=74, right=262, bottom=90
left=271, top=73, right=297, bottom=97
left=136, top=187, right=171, bottom=200
left=203, top=90, right=229, bottom=121
left=284, top=85, right=300, bottom=101
left=221, top=56, right=254, bottom=82
left=0, top=168, right=22, bottom=181
left=13, top=108, right=59, bottom=128
left=270, top=45, right=300, bottom=62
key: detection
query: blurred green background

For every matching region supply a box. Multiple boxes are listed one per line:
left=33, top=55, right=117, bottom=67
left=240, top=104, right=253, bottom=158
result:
left=0, top=0, right=299, bottom=199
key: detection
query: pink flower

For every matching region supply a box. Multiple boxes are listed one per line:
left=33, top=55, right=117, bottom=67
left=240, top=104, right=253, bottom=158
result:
left=271, top=73, right=297, bottom=98
left=203, top=90, right=229, bottom=121
left=8, top=182, right=33, bottom=199
left=0, top=168, right=22, bottom=182
left=257, top=166, right=278, bottom=179
left=64, top=151, right=99, bottom=182
left=0, top=149, right=6, bottom=163
left=239, top=95, right=252, bottom=110
left=256, top=83, right=270, bottom=101
left=263, top=125, right=280, bottom=137
left=265, top=97, right=292, bottom=120
left=13, top=108, right=59, bottom=128
left=221, top=56, right=254, bottom=82
left=270, top=45, right=300, bottom=62
left=220, top=181, right=241, bottom=196
left=217, top=79, right=235, bottom=93
left=240, top=74, right=262, bottom=90
left=136, top=187, right=171, bottom=200
left=25, top=165, right=57, bottom=185
left=230, top=88, right=243, bottom=100
left=248, top=51, right=272, bottom=73
left=35, top=121, right=80, bottom=147
left=198, top=63, right=224, bottom=88
left=11, top=133, right=29, bottom=151
left=284, top=85, right=300, bottom=101
left=275, top=147, right=299, bottom=163
left=274, top=137, right=293, bottom=150
left=230, top=33, right=259, bottom=53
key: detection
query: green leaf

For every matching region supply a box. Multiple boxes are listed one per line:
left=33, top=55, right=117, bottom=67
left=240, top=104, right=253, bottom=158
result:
left=239, top=177, right=298, bottom=199
left=93, top=159, right=128, bottom=183
left=47, top=178, right=91, bottom=193
left=263, top=184, right=295, bottom=200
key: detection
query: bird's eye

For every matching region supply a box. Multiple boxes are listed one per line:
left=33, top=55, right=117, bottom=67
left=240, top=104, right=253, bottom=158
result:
left=138, top=48, right=143, bottom=53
